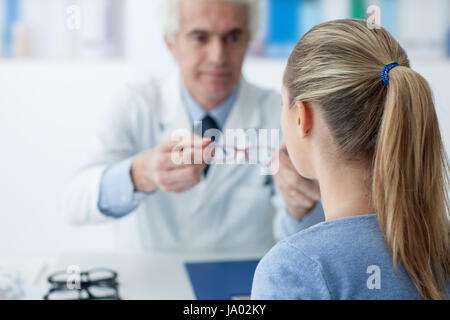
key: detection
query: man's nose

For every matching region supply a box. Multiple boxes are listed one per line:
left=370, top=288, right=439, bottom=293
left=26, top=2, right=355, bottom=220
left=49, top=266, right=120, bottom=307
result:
left=207, top=38, right=227, bottom=65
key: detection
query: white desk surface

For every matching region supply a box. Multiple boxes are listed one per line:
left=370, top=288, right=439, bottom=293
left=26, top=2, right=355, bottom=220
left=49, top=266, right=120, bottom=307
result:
left=1, top=251, right=264, bottom=300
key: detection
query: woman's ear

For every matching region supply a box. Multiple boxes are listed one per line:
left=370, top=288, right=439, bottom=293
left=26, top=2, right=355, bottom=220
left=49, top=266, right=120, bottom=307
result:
left=294, top=101, right=313, bottom=138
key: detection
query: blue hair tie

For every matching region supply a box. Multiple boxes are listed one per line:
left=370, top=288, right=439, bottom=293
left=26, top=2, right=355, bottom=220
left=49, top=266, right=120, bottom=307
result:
left=381, top=62, right=399, bottom=85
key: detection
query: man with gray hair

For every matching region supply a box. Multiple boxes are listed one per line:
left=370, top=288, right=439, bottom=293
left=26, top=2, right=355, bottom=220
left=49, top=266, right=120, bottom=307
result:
left=65, top=0, right=324, bottom=254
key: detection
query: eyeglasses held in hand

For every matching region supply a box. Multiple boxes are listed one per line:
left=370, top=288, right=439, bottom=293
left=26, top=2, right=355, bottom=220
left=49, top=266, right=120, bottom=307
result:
left=193, top=143, right=277, bottom=166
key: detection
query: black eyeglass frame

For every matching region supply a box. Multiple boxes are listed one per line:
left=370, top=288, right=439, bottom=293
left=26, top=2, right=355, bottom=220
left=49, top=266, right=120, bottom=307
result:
left=43, top=283, right=120, bottom=300
left=44, top=267, right=120, bottom=300
left=47, top=267, right=118, bottom=285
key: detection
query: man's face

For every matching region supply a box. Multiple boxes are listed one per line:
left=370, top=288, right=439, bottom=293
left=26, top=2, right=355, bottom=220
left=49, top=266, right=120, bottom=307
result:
left=166, top=0, right=250, bottom=106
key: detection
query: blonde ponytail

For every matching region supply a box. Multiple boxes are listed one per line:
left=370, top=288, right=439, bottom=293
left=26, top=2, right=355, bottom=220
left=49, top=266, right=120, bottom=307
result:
left=373, top=66, right=450, bottom=299
left=284, top=19, right=449, bottom=299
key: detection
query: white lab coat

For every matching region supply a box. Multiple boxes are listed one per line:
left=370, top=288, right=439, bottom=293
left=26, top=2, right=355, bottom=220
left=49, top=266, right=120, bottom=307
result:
left=64, top=72, right=306, bottom=254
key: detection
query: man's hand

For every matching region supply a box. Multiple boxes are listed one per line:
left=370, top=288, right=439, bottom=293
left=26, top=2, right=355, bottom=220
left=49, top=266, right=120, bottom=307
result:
left=271, top=144, right=321, bottom=221
left=131, top=135, right=214, bottom=194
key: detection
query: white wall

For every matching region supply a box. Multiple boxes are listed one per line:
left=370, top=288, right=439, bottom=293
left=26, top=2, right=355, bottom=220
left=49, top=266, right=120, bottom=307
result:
left=0, top=60, right=130, bottom=255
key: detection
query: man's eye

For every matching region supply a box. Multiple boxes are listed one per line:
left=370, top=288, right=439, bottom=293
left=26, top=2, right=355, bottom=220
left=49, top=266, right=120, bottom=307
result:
left=194, top=35, right=207, bottom=43
left=225, top=33, right=241, bottom=44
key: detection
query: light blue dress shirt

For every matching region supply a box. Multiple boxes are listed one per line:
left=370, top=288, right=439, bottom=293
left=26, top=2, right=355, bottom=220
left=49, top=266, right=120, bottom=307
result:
left=97, top=82, right=239, bottom=218
left=180, top=82, right=238, bottom=130
left=251, top=214, right=444, bottom=300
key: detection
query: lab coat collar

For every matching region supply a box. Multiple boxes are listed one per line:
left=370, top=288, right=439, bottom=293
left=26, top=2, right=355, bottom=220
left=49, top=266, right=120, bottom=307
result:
left=180, top=80, right=239, bottom=130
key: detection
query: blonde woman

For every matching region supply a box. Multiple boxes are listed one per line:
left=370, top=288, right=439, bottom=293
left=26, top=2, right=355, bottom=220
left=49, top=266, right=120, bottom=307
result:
left=251, top=19, right=449, bottom=300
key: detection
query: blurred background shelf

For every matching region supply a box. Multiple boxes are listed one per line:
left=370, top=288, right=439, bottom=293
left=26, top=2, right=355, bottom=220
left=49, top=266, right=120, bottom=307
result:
left=1, top=0, right=449, bottom=62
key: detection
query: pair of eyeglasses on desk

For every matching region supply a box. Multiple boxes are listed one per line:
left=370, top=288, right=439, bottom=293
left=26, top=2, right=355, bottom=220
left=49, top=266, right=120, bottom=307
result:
left=43, top=268, right=120, bottom=300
